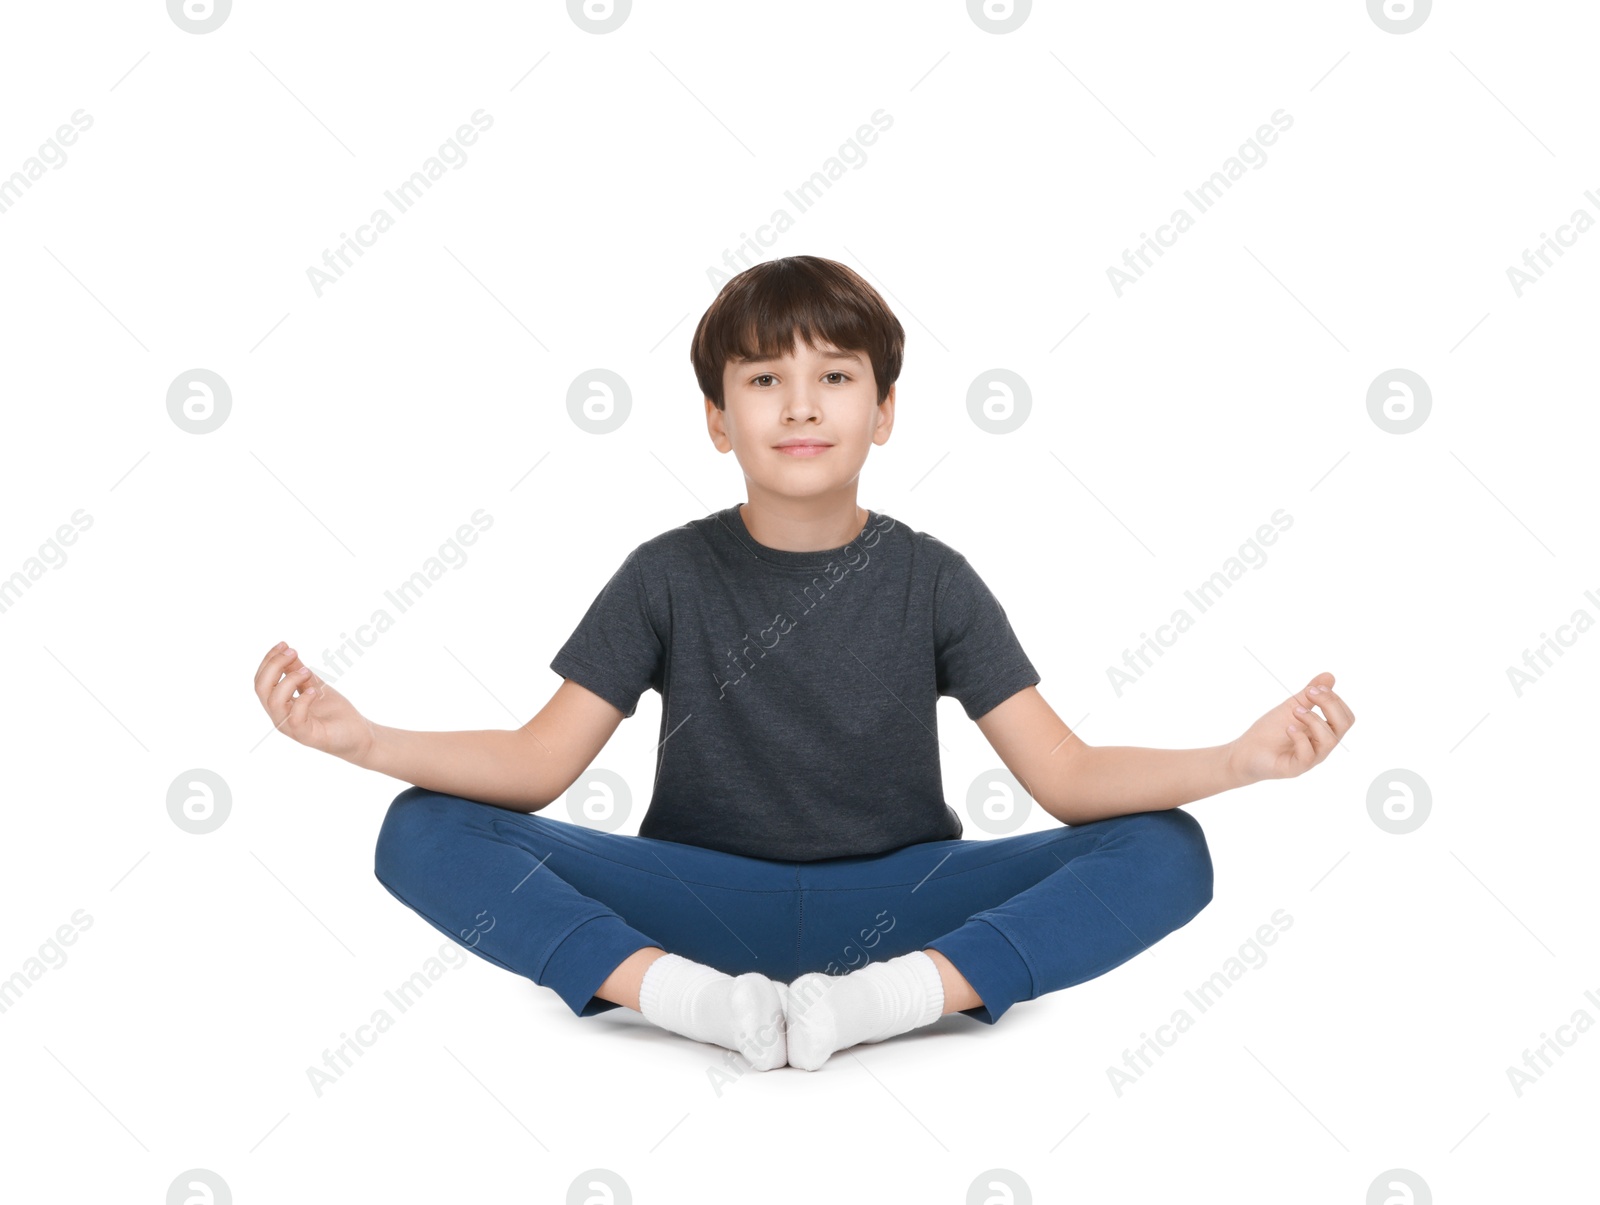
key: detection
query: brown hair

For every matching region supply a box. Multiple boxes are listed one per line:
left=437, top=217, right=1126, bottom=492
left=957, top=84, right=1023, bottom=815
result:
left=690, top=255, right=905, bottom=410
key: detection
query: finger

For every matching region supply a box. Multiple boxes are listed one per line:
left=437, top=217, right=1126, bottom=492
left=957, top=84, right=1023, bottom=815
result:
left=269, top=664, right=314, bottom=722
left=262, top=655, right=300, bottom=720
left=253, top=641, right=288, bottom=682
left=255, top=644, right=301, bottom=703
left=1292, top=674, right=1331, bottom=707
left=1285, top=718, right=1315, bottom=769
left=1295, top=691, right=1347, bottom=745
left=284, top=656, right=328, bottom=691
left=286, top=678, right=318, bottom=734
left=1289, top=682, right=1337, bottom=731
left=1291, top=701, right=1336, bottom=757
left=1307, top=685, right=1354, bottom=732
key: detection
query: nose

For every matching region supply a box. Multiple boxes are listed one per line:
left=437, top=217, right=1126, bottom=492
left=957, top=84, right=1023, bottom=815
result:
left=781, top=388, right=823, bottom=421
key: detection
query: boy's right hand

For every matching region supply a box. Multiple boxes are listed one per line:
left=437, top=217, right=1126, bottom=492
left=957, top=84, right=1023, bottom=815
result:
left=254, top=642, right=376, bottom=764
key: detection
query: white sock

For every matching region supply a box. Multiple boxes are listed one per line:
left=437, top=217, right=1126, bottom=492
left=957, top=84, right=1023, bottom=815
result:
left=636, top=953, right=787, bottom=1071
left=784, top=950, right=946, bottom=1071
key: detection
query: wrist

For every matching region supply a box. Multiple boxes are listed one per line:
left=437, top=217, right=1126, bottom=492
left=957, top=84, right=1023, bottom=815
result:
left=346, top=719, right=384, bottom=769
left=1221, top=740, right=1254, bottom=790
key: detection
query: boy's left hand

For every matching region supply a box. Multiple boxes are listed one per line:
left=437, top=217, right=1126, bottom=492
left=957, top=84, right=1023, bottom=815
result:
left=1225, top=672, right=1355, bottom=786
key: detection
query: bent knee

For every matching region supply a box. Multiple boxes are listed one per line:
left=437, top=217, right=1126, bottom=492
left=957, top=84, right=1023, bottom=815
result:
left=1125, top=807, right=1214, bottom=914
left=373, top=786, right=470, bottom=885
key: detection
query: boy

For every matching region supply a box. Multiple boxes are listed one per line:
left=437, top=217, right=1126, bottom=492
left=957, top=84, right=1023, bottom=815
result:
left=254, top=255, right=1353, bottom=1072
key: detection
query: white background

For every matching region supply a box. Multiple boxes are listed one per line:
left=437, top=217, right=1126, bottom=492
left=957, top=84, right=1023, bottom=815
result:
left=1, top=1, right=1593, bottom=1201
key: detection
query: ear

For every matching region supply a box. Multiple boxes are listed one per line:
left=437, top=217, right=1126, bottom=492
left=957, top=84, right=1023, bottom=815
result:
left=705, top=396, right=730, bottom=451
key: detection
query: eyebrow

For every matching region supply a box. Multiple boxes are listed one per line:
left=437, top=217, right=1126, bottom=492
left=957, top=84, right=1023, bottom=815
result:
left=735, top=349, right=865, bottom=366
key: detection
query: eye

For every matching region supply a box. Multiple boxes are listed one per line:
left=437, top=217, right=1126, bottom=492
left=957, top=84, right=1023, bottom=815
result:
left=752, top=373, right=776, bottom=387
left=825, top=372, right=849, bottom=384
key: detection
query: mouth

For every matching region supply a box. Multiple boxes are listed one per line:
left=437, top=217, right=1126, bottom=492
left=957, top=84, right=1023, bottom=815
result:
left=775, top=441, right=833, bottom=457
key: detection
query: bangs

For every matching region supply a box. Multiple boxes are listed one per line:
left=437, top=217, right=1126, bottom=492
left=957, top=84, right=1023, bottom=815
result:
left=691, top=256, right=904, bottom=409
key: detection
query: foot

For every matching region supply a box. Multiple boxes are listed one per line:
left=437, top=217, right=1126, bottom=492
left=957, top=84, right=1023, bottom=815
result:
left=729, top=972, right=787, bottom=1070
left=783, top=951, right=945, bottom=1071
left=637, top=953, right=787, bottom=1070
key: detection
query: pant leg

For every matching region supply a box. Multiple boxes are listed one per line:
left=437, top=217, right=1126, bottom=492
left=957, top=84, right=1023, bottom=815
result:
left=372, top=786, right=799, bottom=1018
left=797, top=808, right=1214, bottom=1025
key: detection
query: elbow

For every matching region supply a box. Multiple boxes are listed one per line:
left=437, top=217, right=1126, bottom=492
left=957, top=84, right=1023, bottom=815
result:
left=1041, top=797, right=1085, bottom=827
left=1022, top=772, right=1080, bottom=826
left=1031, top=742, right=1093, bottom=826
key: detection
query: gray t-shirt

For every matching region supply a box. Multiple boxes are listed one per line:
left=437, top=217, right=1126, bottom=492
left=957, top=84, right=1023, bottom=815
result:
left=549, top=503, right=1040, bottom=862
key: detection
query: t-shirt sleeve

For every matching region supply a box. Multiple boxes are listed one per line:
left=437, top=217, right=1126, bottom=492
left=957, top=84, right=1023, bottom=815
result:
left=932, top=551, right=1040, bottom=720
left=549, top=547, right=664, bottom=719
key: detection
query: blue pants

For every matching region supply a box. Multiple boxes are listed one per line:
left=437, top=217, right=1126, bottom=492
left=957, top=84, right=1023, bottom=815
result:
left=372, top=787, right=1214, bottom=1025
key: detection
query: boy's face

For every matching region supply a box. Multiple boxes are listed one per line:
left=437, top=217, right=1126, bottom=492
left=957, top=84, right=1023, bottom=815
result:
left=705, top=335, right=894, bottom=498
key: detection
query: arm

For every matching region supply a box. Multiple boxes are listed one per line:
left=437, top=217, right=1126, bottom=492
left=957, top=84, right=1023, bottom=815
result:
left=975, top=675, right=1355, bottom=825
left=354, top=676, right=625, bottom=810
left=252, top=641, right=627, bottom=812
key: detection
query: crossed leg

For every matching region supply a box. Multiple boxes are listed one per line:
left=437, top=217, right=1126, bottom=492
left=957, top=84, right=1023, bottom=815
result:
left=374, top=789, right=1212, bottom=1065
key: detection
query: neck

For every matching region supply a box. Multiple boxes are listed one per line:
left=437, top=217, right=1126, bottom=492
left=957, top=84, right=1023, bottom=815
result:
left=739, top=495, right=866, bottom=552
